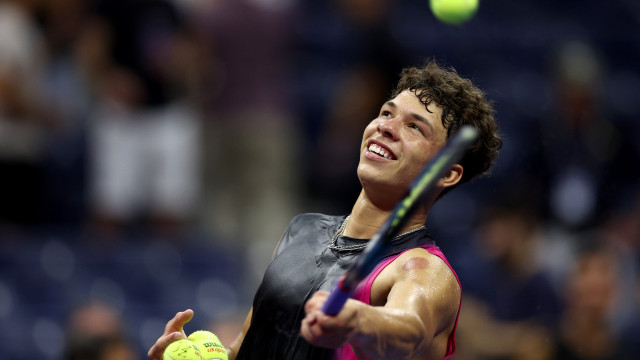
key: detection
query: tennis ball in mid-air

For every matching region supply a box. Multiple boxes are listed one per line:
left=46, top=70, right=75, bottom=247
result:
left=187, top=330, right=220, bottom=343
left=429, top=0, right=479, bottom=25
left=163, top=339, right=204, bottom=360
left=193, top=338, right=228, bottom=360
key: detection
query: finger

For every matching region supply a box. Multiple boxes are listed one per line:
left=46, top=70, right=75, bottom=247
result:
left=148, top=331, right=183, bottom=359
left=164, top=309, right=194, bottom=335
left=305, top=299, right=320, bottom=315
left=314, top=311, right=340, bottom=331
left=300, top=319, right=312, bottom=341
left=316, top=306, right=357, bottom=332
left=305, top=291, right=330, bottom=314
left=301, top=316, right=323, bottom=341
left=302, top=318, right=347, bottom=348
left=300, top=311, right=319, bottom=338
left=313, top=291, right=330, bottom=306
left=303, top=311, right=317, bottom=328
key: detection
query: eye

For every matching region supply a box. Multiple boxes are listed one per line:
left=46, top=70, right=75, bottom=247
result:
left=380, top=110, right=392, bottom=117
left=408, top=123, right=424, bottom=134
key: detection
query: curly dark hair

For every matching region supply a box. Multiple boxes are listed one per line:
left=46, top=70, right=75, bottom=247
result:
left=391, top=60, right=502, bottom=191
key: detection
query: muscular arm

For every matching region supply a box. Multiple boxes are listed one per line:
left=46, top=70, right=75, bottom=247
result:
left=302, top=250, right=461, bottom=360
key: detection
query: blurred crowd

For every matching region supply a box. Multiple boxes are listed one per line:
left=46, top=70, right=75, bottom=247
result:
left=0, top=0, right=639, bottom=359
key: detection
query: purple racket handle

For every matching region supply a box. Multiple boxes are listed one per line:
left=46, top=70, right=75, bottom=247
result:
left=322, top=282, right=353, bottom=316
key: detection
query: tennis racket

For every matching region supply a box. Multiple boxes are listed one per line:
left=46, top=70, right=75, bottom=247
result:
left=321, top=125, right=479, bottom=315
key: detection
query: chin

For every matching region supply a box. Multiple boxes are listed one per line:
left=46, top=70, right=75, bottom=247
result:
left=356, top=164, right=375, bottom=185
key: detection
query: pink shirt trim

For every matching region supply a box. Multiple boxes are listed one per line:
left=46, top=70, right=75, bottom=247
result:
left=334, top=244, right=462, bottom=359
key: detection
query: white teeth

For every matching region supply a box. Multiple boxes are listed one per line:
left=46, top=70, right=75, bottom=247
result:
left=368, top=144, right=391, bottom=159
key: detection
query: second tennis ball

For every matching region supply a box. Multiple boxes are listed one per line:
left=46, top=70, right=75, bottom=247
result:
left=194, top=338, right=228, bottom=360
left=187, top=330, right=220, bottom=343
left=187, top=331, right=227, bottom=360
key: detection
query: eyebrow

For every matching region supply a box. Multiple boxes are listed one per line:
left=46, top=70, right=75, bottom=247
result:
left=383, top=101, right=435, bottom=134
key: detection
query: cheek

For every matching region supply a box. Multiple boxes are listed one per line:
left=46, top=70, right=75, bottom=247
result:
left=364, top=120, right=379, bottom=134
left=404, top=141, right=433, bottom=166
left=361, top=122, right=379, bottom=143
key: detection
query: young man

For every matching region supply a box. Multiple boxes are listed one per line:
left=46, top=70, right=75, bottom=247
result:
left=148, top=60, right=502, bottom=359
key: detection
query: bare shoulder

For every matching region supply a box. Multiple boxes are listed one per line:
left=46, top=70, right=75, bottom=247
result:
left=372, top=247, right=461, bottom=308
left=394, top=248, right=458, bottom=285
left=392, top=248, right=461, bottom=332
left=395, top=248, right=460, bottom=311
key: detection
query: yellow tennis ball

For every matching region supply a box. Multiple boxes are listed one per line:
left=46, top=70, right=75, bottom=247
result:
left=187, top=330, right=220, bottom=343
left=193, top=338, right=228, bottom=360
left=429, top=0, right=479, bottom=25
left=163, top=339, right=204, bottom=360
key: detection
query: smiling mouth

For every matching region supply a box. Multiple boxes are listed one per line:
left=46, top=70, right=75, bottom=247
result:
left=367, top=143, right=396, bottom=160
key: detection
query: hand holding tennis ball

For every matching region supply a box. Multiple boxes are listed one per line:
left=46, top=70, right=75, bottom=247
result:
left=163, top=339, right=204, bottom=360
left=429, top=0, right=479, bottom=25
left=188, top=331, right=228, bottom=360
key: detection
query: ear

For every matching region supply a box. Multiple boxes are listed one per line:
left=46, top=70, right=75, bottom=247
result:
left=439, top=164, right=463, bottom=189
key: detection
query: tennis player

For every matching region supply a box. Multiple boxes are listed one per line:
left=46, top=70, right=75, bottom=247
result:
left=148, top=60, right=502, bottom=360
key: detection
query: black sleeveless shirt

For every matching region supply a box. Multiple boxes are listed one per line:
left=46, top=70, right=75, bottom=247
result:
left=235, top=213, right=434, bottom=360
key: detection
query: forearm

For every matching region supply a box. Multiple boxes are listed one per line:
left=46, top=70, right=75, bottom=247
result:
left=349, top=306, right=430, bottom=360
left=302, top=254, right=460, bottom=359
left=226, top=347, right=236, bottom=360
left=226, top=308, right=252, bottom=360
left=226, top=333, right=243, bottom=360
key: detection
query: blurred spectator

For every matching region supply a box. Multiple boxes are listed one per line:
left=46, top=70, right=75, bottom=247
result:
left=0, top=0, right=49, bottom=227
left=307, top=64, right=391, bottom=214
left=63, top=301, right=139, bottom=360
left=623, top=276, right=640, bottom=357
left=66, top=301, right=124, bottom=337
left=598, top=185, right=640, bottom=352
left=551, top=238, right=637, bottom=359
left=455, top=203, right=559, bottom=360
left=294, top=0, right=406, bottom=214
left=188, top=0, right=302, bottom=274
left=35, top=0, right=93, bottom=225
left=83, top=0, right=203, bottom=239
left=528, top=41, right=640, bottom=230
left=65, top=334, right=137, bottom=360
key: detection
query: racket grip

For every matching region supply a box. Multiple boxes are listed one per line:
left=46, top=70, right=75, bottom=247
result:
left=322, top=284, right=353, bottom=316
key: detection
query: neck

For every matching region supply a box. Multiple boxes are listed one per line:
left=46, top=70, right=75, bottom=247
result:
left=344, top=189, right=430, bottom=239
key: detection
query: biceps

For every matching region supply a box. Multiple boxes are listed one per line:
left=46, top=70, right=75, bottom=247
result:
left=385, top=278, right=459, bottom=338
left=385, top=280, right=435, bottom=334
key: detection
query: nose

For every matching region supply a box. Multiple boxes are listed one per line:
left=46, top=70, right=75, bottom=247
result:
left=377, top=117, right=400, bottom=141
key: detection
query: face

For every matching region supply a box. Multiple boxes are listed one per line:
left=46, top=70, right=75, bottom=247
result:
left=357, top=90, right=448, bottom=197
left=568, top=252, right=619, bottom=314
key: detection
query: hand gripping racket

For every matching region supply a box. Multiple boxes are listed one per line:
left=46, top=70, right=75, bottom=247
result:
left=321, top=125, right=479, bottom=315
